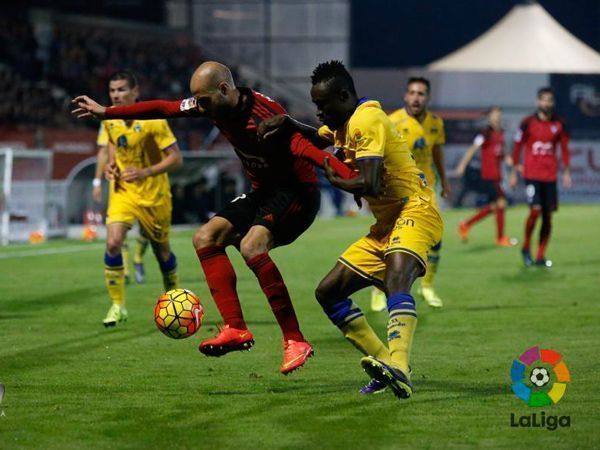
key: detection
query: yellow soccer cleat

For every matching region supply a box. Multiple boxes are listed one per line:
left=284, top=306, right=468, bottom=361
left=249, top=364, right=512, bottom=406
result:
left=370, top=288, right=387, bottom=312
left=103, top=304, right=128, bottom=327
left=420, top=286, right=443, bottom=308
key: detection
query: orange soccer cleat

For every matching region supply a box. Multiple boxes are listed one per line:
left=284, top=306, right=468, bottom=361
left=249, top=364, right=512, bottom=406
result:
left=280, top=339, right=314, bottom=375
left=199, top=324, right=255, bottom=357
left=458, top=221, right=470, bottom=242
left=496, top=236, right=518, bottom=247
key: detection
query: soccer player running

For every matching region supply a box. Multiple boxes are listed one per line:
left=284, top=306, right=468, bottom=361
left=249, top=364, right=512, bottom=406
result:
left=73, top=61, right=355, bottom=374
left=93, top=138, right=151, bottom=284
left=455, top=106, right=516, bottom=246
left=510, top=87, right=571, bottom=268
left=262, top=61, right=443, bottom=399
left=94, top=70, right=183, bottom=326
left=370, top=77, right=449, bottom=309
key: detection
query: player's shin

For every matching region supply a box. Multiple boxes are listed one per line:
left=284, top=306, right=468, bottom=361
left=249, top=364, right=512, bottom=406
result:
left=523, top=208, right=541, bottom=251
left=421, top=242, right=441, bottom=288
left=322, top=298, right=391, bottom=364
left=496, top=206, right=505, bottom=239
left=247, top=253, right=304, bottom=342
left=196, top=245, right=247, bottom=330
left=104, top=252, right=125, bottom=306
left=386, top=293, right=417, bottom=374
left=159, top=252, right=178, bottom=291
left=121, top=242, right=130, bottom=281
left=134, top=235, right=149, bottom=264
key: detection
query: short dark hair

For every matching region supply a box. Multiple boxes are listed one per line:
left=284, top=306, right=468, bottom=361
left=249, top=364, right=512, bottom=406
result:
left=537, top=86, right=554, bottom=98
left=407, top=76, right=430, bottom=94
left=311, top=60, right=357, bottom=96
left=109, top=70, right=138, bottom=89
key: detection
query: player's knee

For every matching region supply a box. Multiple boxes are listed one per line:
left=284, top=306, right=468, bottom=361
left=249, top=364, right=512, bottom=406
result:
left=315, top=279, right=338, bottom=306
left=497, top=197, right=506, bottom=208
left=385, top=267, right=419, bottom=294
left=106, top=237, right=123, bottom=256
left=239, top=239, right=267, bottom=262
left=192, top=225, right=216, bottom=249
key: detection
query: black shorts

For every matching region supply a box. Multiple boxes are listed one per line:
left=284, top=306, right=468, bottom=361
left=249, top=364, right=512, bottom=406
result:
left=524, top=179, right=558, bottom=212
left=216, top=186, right=321, bottom=247
left=480, top=179, right=505, bottom=203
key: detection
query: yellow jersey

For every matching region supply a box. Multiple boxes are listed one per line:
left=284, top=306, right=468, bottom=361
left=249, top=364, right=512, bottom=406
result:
left=388, top=107, right=445, bottom=186
left=318, top=99, right=431, bottom=228
left=97, top=119, right=177, bottom=207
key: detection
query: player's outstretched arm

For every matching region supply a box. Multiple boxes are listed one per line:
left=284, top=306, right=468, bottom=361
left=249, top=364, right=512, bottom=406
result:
left=73, top=97, right=200, bottom=120
left=72, top=96, right=107, bottom=119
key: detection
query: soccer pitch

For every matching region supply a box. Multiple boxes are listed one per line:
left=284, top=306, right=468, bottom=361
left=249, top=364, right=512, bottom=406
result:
left=0, top=205, right=598, bottom=449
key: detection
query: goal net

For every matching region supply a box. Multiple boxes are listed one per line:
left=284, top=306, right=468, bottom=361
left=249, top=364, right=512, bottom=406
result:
left=0, top=148, right=54, bottom=245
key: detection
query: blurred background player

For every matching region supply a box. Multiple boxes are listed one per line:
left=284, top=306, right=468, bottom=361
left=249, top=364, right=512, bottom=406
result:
left=73, top=61, right=356, bottom=373
left=510, top=87, right=571, bottom=268
left=94, top=132, right=151, bottom=284
left=455, top=106, right=516, bottom=246
left=371, top=77, right=449, bottom=310
left=98, top=70, right=182, bottom=326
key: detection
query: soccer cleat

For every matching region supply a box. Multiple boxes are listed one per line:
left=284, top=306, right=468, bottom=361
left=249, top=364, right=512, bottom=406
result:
left=360, top=366, right=412, bottom=395
left=199, top=325, right=255, bottom=357
left=496, top=236, right=518, bottom=247
left=535, top=258, right=553, bottom=268
left=458, top=221, right=470, bottom=242
left=360, top=356, right=413, bottom=400
left=134, top=263, right=145, bottom=284
left=521, top=248, right=534, bottom=267
left=370, top=288, right=387, bottom=312
left=103, top=304, right=128, bottom=327
left=421, top=286, right=443, bottom=308
left=280, top=339, right=314, bottom=375
left=359, top=378, right=387, bottom=395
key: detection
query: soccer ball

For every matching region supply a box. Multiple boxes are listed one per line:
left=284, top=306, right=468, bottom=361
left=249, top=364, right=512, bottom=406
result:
left=154, top=289, right=204, bottom=339
left=530, top=367, right=550, bottom=387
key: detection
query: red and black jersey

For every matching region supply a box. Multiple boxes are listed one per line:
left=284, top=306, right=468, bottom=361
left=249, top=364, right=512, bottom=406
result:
left=474, top=126, right=504, bottom=181
left=512, top=113, right=570, bottom=182
left=199, top=88, right=317, bottom=191
left=105, top=87, right=355, bottom=191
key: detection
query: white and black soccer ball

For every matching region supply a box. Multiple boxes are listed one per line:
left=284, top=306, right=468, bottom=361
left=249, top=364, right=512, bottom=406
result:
left=530, top=367, right=550, bottom=387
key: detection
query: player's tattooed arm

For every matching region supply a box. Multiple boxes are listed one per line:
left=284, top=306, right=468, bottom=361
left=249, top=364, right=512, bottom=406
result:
left=323, top=156, right=381, bottom=197
left=258, top=115, right=330, bottom=149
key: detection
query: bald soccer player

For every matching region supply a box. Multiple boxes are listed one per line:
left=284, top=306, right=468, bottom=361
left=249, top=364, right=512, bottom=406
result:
left=73, top=61, right=356, bottom=375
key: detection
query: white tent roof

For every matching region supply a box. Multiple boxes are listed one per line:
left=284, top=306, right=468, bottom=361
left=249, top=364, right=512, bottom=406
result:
left=428, top=3, right=600, bottom=73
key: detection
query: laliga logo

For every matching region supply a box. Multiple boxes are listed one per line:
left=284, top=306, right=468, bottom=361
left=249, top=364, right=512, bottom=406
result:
left=510, top=346, right=571, bottom=430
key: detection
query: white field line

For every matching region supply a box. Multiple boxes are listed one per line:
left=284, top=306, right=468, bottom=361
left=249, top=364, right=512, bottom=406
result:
left=0, top=243, right=105, bottom=259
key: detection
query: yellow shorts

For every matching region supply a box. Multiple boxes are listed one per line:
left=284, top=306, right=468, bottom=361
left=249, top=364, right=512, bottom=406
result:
left=106, top=194, right=172, bottom=243
left=338, top=195, right=443, bottom=283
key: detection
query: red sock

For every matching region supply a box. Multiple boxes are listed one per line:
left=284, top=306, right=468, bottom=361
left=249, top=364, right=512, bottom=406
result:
left=246, top=253, right=304, bottom=342
left=496, top=206, right=505, bottom=240
left=466, top=205, right=493, bottom=227
left=536, top=213, right=552, bottom=260
left=523, top=208, right=541, bottom=251
left=196, top=245, right=247, bottom=330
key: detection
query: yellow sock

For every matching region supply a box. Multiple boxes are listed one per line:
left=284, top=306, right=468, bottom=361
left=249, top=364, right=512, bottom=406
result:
left=104, top=266, right=125, bottom=306
left=421, top=243, right=441, bottom=288
left=341, top=315, right=392, bottom=365
left=133, top=236, right=149, bottom=265
left=121, top=243, right=130, bottom=278
left=387, top=293, right=418, bottom=374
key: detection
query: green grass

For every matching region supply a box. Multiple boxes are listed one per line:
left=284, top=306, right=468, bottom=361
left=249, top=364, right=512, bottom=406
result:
left=0, top=205, right=598, bottom=449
